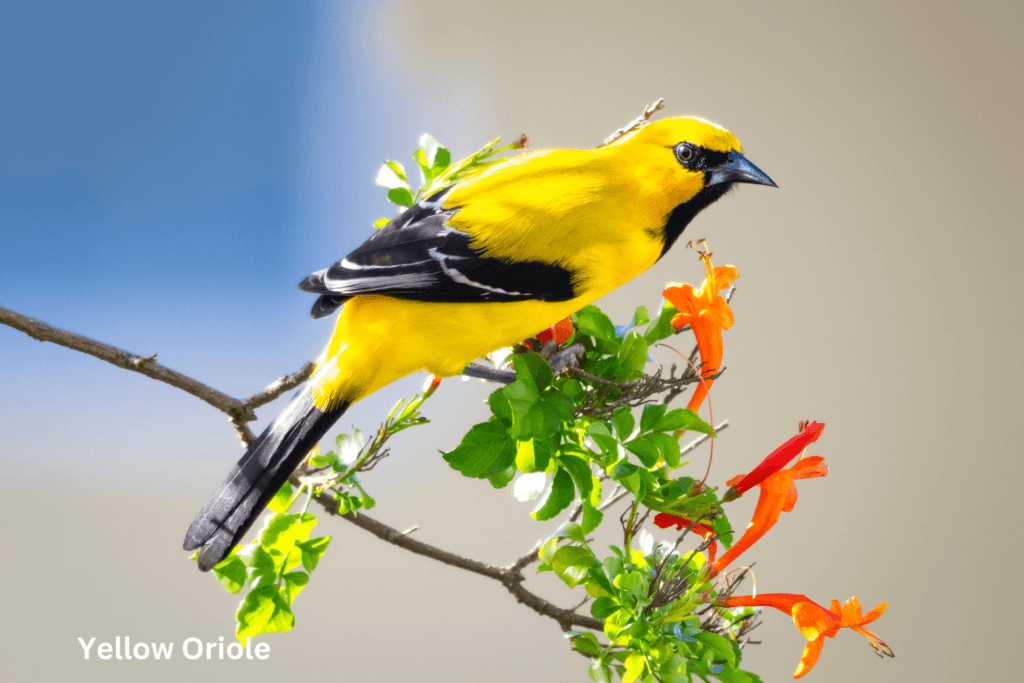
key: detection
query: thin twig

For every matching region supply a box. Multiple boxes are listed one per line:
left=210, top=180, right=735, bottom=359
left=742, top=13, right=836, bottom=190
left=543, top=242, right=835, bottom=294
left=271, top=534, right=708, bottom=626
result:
left=599, top=99, right=665, bottom=147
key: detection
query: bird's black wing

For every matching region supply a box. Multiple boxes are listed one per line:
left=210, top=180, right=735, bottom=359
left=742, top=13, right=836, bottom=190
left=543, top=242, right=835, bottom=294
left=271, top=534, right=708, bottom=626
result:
left=298, top=187, right=578, bottom=318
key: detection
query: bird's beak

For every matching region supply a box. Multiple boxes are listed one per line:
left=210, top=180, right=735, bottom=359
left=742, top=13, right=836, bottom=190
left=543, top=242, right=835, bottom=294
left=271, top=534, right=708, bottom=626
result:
left=706, top=151, right=777, bottom=188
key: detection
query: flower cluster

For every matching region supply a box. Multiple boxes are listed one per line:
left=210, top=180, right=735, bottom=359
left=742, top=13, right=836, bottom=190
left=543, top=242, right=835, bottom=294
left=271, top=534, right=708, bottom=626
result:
left=658, top=249, right=890, bottom=677
left=655, top=418, right=890, bottom=677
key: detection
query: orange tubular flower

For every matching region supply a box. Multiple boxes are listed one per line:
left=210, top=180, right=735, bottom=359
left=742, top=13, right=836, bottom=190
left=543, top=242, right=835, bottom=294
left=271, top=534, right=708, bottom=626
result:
left=652, top=513, right=718, bottom=563
left=663, top=251, right=738, bottom=415
left=533, top=316, right=574, bottom=346
left=709, top=456, right=828, bottom=578
left=723, top=422, right=825, bottom=502
left=720, top=594, right=892, bottom=678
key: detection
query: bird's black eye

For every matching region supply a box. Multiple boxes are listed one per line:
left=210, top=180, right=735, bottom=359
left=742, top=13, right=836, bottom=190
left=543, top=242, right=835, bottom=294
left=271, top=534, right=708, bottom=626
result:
left=675, top=142, right=696, bottom=166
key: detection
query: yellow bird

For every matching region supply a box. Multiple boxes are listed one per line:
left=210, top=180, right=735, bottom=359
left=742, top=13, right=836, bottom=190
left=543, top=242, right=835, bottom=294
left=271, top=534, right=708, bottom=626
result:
left=184, top=116, right=776, bottom=570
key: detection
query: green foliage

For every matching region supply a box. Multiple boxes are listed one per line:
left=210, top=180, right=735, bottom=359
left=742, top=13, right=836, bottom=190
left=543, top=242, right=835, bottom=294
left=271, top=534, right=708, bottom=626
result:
left=433, top=294, right=757, bottom=682
left=207, top=512, right=332, bottom=641
left=373, top=132, right=527, bottom=226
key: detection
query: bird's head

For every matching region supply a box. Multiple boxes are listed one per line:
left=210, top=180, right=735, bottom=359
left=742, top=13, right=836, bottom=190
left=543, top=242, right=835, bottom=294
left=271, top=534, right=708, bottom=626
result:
left=608, top=116, right=777, bottom=257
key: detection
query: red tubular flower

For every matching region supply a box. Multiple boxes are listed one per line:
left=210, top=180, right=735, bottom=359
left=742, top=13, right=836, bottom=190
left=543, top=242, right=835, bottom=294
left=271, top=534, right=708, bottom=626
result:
left=653, top=513, right=718, bottom=563
left=722, top=422, right=825, bottom=501
left=533, top=316, right=574, bottom=346
left=663, top=250, right=738, bottom=416
left=709, top=456, right=828, bottom=578
left=720, top=594, right=891, bottom=678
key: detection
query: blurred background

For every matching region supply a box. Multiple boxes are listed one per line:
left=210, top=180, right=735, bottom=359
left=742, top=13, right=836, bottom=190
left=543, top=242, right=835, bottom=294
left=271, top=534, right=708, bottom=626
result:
left=2, top=0, right=1021, bottom=680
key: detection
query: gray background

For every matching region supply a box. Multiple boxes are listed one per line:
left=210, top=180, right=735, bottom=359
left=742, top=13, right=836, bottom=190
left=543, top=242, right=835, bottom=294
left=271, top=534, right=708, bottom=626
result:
left=2, top=1, right=1021, bottom=681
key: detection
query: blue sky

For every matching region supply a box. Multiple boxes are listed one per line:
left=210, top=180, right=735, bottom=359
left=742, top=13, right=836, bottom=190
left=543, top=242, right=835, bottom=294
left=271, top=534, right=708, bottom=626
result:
left=2, top=2, right=316, bottom=353
left=0, top=0, right=464, bottom=482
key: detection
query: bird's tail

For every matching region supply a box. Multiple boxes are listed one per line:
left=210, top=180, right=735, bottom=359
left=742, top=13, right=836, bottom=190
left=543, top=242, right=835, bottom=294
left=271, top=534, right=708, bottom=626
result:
left=183, top=382, right=349, bottom=571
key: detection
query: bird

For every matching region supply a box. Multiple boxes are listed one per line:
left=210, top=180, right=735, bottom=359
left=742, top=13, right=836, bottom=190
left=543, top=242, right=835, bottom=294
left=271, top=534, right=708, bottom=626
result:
left=184, top=116, right=777, bottom=571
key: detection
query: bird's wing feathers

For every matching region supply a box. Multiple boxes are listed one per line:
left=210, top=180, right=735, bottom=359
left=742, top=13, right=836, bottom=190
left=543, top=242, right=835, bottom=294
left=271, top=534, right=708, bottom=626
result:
left=299, top=187, right=578, bottom=318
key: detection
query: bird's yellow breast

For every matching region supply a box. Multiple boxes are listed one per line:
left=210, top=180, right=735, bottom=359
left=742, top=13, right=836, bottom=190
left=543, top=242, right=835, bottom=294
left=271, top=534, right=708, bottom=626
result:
left=311, top=294, right=592, bottom=409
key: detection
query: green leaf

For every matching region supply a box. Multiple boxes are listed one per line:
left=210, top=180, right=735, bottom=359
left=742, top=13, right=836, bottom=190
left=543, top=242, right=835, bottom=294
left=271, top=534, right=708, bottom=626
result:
left=519, top=402, right=561, bottom=440
left=295, top=536, right=331, bottom=572
left=623, top=652, right=646, bottom=683
left=442, top=421, right=516, bottom=478
left=589, top=662, right=613, bottom=683
left=544, top=393, right=576, bottom=421
left=488, top=388, right=512, bottom=420
left=487, top=465, right=516, bottom=489
left=710, top=513, right=735, bottom=549
left=412, top=147, right=430, bottom=177
left=267, top=482, right=294, bottom=513
left=581, top=500, right=604, bottom=534
left=624, top=437, right=661, bottom=468
left=433, top=147, right=451, bottom=172
left=610, top=407, right=635, bottom=441
left=503, top=375, right=540, bottom=440
left=618, top=472, right=646, bottom=500
left=640, top=403, right=668, bottom=433
left=559, top=522, right=588, bottom=545
left=655, top=409, right=715, bottom=436
left=588, top=422, right=620, bottom=457
left=559, top=453, right=593, bottom=501
left=562, top=378, right=584, bottom=400
left=659, top=654, right=689, bottom=683
left=211, top=554, right=246, bottom=594
left=373, top=217, right=390, bottom=229
left=630, top=305, right=651, bottom=329
left=695, top=632, right=737, bottom=668
left=590, top=596, right=620, bottom=620
left=308, top=450, right=338, bottom=468
left=387, top=187, right=415, bottom=207
left=591, top=432, right=621, bottom=458
left=375, top=161, right=409, bottom=189
left=662, top=599, right=696, bottom=623
left=552, top=546, right=598, bottom=587
left=608, top=458, right=642, bottom=487
left=587, top=564, right=617, bottom=597
left=645, top=431, right=683, bottom=468
left=516, top=438, right=553, bottom=473
left=514, top=352, right=554, bottom=391
left=571, top=632, right=601, bottom=656
left=236, top=586, right=295, bottom=639
left=237, top=542, right=279, bottom=572
left=644, top=300, right=678, bottom=344
left=538, top=536, right=560, bottom=565
left=574, top=305, right=617, bottom=341
left=532, top=467, right=575, bottom=521
left=618, top=330, right=649, bottom=374
left=281, top=571, right=309, bottom=604
left=259, top=513, right=318, bottom=571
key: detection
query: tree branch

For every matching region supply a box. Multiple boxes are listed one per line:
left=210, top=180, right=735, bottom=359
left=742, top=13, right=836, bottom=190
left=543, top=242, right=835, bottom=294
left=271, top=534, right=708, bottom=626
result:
left=298, top=482, right=604, bottom=632
left=0, top=305, right=314, bottom=446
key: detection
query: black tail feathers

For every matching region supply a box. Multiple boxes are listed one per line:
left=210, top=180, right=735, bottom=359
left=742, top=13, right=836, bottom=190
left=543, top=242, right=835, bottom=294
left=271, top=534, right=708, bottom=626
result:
left=184, top=384, right=349, bottom=571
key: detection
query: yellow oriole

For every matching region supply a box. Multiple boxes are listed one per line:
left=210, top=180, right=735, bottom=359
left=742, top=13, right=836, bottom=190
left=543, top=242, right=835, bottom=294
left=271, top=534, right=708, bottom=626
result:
left=184, top=116, right=776, bottom=570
